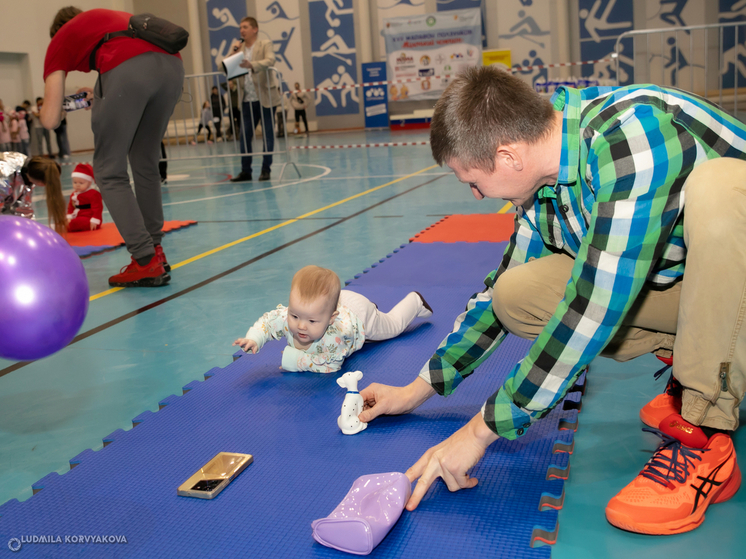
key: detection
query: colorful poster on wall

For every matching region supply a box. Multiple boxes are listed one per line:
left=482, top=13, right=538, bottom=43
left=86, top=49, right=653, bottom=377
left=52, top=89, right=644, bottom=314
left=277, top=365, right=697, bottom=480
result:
left=362, top=63, right=389, bottom=128
left=376, top=0, right=427, bottom=61
left=308, top=0, right=359, bottom=117
left=206, top=0, right=247, bottom=73
left=256, top=0, right=305, bottom=95
left=578, top=0, right=634, bottom=85
left=436, top=0, right=486, bottom=47
left=382, top=8, right=482, bottom=101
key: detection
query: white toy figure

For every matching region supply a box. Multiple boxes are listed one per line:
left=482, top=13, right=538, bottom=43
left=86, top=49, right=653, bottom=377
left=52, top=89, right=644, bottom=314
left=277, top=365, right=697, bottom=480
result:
left=337, top=371, right=367, bottom=435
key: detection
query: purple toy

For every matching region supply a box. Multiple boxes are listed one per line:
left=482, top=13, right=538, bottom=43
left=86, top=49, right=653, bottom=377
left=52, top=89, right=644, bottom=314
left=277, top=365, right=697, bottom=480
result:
left=311, top=472, right=411, bottom=555
left=0, top=215, right=89, bottom=361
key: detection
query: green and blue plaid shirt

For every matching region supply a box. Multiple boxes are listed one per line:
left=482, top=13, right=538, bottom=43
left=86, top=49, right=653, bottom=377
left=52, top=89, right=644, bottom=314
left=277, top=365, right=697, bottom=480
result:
left=420, top=85, right=746, bottom=439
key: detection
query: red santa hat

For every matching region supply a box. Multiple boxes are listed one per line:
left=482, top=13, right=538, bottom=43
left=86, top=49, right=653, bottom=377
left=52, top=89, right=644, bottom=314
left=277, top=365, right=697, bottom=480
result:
left=71, top=163, right=95, bottom=184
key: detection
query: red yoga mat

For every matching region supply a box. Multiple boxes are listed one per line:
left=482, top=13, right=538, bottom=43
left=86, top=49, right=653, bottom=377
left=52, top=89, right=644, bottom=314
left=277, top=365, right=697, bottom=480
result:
left=64, top=220, right=197, bottom=247
left=410, top=213, right=515, bottom=243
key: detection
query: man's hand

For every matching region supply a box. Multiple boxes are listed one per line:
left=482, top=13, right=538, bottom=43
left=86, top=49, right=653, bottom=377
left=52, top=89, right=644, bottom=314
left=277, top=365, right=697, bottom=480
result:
left=358, top=377, right=435, bottom=423
left=404, top=413, right=499, bottom=511
left=239, top=60, right=253, bottom=70
left=232, top=338, right=257, bottom=353
left=230, top=39, right=243, bottom=54
left=76, top=87, right=94, bottom=109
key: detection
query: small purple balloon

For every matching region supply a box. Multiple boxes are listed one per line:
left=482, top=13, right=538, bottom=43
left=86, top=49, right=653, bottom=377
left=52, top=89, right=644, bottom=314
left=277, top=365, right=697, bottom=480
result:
left=0, top=216, right=89, bottom=361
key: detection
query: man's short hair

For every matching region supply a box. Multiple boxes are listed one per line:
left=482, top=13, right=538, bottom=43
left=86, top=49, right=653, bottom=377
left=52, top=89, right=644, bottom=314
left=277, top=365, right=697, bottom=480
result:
left=430, top=66, right=555, bottom=173
left=241, top=16, right=258, bottom=28
left=291, top=266, right=341, bottom=310
left=50, top=6, right=83, bottom=38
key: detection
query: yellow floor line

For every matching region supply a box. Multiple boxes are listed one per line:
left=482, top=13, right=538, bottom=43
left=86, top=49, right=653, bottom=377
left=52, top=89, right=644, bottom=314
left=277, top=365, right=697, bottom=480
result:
left=89, top=164, right=440, bottom=302
left=498, top=202, right=513, bottom=214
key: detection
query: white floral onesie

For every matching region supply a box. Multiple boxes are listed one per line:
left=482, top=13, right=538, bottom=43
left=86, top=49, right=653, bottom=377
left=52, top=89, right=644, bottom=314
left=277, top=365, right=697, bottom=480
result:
left=244, top=303, right=365, bottom=373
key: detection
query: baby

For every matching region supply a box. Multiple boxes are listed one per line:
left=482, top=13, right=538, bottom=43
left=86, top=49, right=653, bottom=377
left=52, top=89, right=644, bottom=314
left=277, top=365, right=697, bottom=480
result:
left=233, top=265, right=433, bottom=373
left=66, top=163, right=103, bottom=231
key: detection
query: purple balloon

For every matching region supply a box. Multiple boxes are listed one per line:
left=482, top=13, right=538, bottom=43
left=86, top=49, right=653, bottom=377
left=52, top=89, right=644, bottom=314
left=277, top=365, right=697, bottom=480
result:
left=0, top=216, right=89, bottom=361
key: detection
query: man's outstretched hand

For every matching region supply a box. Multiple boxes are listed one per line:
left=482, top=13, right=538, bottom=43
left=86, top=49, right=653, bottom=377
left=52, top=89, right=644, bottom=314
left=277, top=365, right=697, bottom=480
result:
left=358, top=377, right=435, bottom=423
left=404, top=413, right=499, bottom=511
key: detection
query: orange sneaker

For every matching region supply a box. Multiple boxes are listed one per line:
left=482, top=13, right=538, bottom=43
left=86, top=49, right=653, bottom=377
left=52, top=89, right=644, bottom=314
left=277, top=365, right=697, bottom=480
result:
left=606, top=414, right=741, bottom=535
left=640, top=355, right=681, bottom=428
left=108, top=255, right=170, bottom=287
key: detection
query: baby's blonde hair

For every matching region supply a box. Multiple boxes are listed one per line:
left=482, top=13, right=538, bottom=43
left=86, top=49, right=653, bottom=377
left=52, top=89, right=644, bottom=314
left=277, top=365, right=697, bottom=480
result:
left=291, top=266, right=341, bottom=311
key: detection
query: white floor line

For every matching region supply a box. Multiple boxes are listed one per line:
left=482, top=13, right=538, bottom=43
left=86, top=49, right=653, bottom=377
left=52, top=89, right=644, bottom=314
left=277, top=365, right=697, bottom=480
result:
left=31, top=165, right=447, bottom=215
left=161, top=164, right=332, bottom=207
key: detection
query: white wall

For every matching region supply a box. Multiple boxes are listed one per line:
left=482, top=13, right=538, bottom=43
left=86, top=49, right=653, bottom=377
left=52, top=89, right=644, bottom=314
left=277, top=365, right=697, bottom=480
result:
left=0, top=0, right=134, bottom=153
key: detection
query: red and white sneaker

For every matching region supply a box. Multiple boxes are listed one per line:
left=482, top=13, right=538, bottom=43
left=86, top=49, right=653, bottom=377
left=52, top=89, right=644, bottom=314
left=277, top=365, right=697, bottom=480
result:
left=154, top=244, right=171, bottom=272
left=108, top=255, right=170, bottom=287
left=606, top=414, right=741, bottom=535
left=640, top=355, right=682, bottom=428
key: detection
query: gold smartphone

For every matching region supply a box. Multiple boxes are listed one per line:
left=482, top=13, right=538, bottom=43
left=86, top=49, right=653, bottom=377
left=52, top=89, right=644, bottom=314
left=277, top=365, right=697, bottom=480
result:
left=177, top=452, right=253, bottom=499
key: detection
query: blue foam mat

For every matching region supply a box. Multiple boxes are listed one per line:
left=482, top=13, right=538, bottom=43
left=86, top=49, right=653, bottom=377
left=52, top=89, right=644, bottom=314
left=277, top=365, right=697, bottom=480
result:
left=72, top=245, right=117, bottom=258
left=0, top=242, right=579, bottom=558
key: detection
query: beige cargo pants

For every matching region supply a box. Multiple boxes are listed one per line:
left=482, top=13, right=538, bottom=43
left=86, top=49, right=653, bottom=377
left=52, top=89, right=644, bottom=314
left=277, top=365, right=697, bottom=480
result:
left=492, top=157, right=746, bottom=431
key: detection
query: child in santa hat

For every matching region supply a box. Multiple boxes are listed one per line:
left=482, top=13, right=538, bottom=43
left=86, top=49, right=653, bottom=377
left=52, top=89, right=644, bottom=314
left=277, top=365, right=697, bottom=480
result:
left=67, top=163, right=103, bottom=232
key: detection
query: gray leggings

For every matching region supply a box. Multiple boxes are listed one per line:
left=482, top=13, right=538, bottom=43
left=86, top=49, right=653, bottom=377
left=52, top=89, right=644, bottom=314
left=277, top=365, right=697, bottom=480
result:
left=92, top=52, right=184, bottom=260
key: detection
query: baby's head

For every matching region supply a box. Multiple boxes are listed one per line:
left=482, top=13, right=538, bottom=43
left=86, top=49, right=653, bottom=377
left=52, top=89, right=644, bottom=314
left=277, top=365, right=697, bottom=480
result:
left=71, top=163, right=94, bottom=193
left=287, top=266, right=341, bottom=347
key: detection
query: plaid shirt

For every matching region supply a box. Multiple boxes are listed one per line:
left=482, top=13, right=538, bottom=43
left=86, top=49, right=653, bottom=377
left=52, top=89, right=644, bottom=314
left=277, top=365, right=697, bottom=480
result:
left=420, top=85, right=746, bottom=440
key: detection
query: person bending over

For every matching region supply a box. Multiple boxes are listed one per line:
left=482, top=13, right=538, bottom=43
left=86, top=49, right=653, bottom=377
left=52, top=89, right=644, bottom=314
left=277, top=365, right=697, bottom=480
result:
left=41, top=7, right=184, bottom=287
left=359, top=66, right=746, bottom=536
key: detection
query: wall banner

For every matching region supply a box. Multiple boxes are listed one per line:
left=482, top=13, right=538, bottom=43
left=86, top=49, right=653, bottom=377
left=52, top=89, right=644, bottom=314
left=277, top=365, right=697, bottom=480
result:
left=308, top=0, right=359, bottom=117
left=362, top=62, right=389, bottom=128
left=382, top=8, right=482, bottom=101
left=206, top=0, right=247, bottom=74
left=256, top=0, right=305, bottom=95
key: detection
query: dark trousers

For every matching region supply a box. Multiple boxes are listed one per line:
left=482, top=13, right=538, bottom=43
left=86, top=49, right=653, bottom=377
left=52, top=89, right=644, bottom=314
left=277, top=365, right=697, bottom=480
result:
left=159, top=141, right=167, bottom=182
left=92, top=52, right=184, bottom=260
left=228, top=108, right=241, bottom=139
left=196, top=123, right=213, bottom=141
left=54, top=121, right=70, bottom=157
left=212, top=114, right=222, bottom=139
left=240, top=100, right=275, bottom=174
left=294, top=109, right=308, bottom=132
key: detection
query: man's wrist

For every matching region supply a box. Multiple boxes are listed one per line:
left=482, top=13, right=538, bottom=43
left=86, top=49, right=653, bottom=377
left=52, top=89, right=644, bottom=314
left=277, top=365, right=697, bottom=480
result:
left=468, top=413, right=499, bottom=448
left=405, top=377, right=436, bottom=410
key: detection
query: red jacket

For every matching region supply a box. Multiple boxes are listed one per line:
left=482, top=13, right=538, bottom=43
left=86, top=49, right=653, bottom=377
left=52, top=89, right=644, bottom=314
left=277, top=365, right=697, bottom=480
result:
left=67, top=188, right=103, bottom=226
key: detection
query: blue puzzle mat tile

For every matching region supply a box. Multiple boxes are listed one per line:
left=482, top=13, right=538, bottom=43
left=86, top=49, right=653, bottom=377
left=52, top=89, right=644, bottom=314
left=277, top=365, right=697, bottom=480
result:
left=0, top=242, right=581, bottom=558
left=72, top=245, right=117, bottom=258
left=131, top=410, right=155, bottom=428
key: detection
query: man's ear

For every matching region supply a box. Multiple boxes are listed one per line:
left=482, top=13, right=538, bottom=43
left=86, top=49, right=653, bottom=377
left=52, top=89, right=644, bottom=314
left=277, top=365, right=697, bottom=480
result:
left=496, top=144, right=523, bottom=171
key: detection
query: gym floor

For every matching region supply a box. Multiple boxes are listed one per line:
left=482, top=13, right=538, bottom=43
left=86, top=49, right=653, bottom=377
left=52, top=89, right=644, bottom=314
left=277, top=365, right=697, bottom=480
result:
left=0, top=129, right=743, bottom=558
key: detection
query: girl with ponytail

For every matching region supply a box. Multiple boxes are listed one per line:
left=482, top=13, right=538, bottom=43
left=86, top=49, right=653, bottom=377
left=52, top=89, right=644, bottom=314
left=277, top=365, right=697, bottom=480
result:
left=24, top=156, right=67, bottom=234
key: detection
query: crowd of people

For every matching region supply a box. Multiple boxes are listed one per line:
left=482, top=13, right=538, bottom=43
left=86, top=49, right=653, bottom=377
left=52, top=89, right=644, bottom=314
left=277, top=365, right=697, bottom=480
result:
left=0, top=97, right=69, bottom=158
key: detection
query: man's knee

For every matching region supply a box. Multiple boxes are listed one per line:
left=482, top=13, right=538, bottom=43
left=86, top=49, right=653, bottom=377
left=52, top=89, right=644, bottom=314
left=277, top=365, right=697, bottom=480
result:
left=492, top=255, right=574, bottom=339
left=685, top=158, right=746, bottom=215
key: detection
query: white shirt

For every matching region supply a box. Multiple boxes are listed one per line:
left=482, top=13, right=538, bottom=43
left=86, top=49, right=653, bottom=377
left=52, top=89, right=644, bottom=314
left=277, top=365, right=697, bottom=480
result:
left=242, top=46, right=259, bottom=103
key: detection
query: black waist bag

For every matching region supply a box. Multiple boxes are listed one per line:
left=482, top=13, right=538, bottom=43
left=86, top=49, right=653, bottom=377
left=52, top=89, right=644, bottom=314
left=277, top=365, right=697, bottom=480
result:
left=89, top=13, right=189, bottom=72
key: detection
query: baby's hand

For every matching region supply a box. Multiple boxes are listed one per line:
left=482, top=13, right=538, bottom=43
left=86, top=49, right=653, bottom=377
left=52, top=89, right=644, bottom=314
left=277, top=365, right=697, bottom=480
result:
left=232, top=338, right=258, bottom=353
